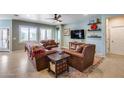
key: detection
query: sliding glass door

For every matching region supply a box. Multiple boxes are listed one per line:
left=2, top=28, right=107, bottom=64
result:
left=0, top=28, right=9, bottom=51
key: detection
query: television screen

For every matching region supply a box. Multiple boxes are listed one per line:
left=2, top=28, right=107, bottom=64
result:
left=71, top=29, right=85, bottom=39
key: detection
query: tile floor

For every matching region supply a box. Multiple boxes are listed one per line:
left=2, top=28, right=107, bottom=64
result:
left=0, top=50, right=124, bottom=78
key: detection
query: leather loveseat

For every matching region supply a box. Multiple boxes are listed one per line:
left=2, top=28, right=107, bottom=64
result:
left=40, top=40, right=59, bottom=50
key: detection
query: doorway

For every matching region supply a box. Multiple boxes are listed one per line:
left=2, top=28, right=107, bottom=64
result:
left=0, top=28, right=10, bottom=51
left=106, top=16, right=124, bottom=55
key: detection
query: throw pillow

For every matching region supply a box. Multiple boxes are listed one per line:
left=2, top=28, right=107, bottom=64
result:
left=31, top=47, right=45, bottom=59
left=47, top=41, right=52, bottom=45
left=76, top=45, right=83, bottom=53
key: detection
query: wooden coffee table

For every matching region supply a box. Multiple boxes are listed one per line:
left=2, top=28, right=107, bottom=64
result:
left=47, top=52, right=70, bottom=78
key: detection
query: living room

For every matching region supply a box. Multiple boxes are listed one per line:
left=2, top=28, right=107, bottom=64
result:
left=1, top=0, right=124, bottom=93
left=0, top=14, right=124, bottom=78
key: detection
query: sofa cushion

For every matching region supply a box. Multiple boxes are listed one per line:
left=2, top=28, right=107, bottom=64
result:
left=51, top=45, right=57, bottom=47
left=40, top=40, right=48, bottom=44
left=47, top=40, right=56, bottom=45
left=46, top=44, right=57, bottom=49
left=51, top=40, right=56, bottom=45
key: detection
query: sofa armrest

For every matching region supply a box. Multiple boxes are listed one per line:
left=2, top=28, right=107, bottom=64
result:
left=64, top=49, right=83, bottom=58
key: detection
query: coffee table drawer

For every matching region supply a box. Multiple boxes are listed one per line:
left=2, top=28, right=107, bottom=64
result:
left=48, top=52, right=70, bottom=77
left=50, top=62, right=55, bottom=72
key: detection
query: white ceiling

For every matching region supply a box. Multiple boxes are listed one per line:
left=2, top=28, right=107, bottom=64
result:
left=0, top=14, right=91, bottom=25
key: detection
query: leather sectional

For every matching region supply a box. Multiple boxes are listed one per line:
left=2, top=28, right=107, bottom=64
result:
left=25, top=41, right=95, bottom=72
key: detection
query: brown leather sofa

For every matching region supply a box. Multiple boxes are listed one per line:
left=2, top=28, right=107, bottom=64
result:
left=40, top=40, right=59, bottom=50
left=25, top=42, right=57, bottom=71
left=64, top=44, right=95, bottom=72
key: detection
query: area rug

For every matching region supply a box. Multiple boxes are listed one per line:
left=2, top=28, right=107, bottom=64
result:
left=58, top=56, right=104, bottom=78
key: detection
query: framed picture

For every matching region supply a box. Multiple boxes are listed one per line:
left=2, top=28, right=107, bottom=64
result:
left=63, top=28, right=70, bottom=36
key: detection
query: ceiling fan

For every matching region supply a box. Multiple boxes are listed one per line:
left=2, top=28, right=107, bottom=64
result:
left=46, top=14, right=62, bottom=22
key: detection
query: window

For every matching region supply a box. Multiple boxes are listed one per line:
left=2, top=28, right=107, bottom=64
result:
left=55, top=28, right=61, bottom=42
left=20, top=27, right=28, bottom=42
left=29, top=27, right=37, bottom=41
left=19, top=26, right=37, bottom=42
left=40, top=28, right=52, bottom=40
left=40, top=28, right=46, bottom=40
left=46, top=29, right=52, bottom=39
left=57, top=29, right=61, bottom=41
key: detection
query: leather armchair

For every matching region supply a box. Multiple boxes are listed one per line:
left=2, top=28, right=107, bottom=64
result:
left=64, top=44, right=95, bottom=72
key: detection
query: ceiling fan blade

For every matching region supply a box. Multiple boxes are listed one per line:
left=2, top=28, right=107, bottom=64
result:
left=57, top=15, right=61, bottom=19
left=46, top=14, right=62, bottom=23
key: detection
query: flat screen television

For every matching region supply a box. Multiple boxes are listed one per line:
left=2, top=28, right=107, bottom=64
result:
left=71, top=29, right=85, bottom=39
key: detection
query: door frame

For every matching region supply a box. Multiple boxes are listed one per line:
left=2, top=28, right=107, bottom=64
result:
left=105, top=18, right=110, bottom=55
left=105, top=16, right=124, bottom=55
